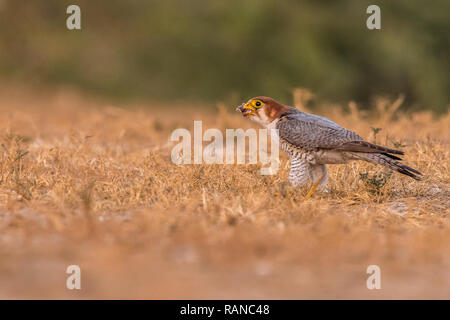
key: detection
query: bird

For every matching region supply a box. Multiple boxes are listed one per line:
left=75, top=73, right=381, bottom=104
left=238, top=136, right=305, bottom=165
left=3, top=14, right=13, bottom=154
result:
left=236, top=96, right=422, bottom=199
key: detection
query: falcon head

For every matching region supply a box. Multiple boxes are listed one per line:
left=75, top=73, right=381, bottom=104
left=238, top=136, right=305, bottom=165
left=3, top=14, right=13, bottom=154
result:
left=236, top=96, right=290, bottom=126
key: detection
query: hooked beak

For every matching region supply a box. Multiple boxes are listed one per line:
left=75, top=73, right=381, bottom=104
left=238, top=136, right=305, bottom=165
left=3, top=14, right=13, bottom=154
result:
left=235, top=103, right=254, bottom=117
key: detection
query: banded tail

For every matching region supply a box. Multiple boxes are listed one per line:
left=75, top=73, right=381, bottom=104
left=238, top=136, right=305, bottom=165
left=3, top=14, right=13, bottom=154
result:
left=353, top=152, right=423, bottom=180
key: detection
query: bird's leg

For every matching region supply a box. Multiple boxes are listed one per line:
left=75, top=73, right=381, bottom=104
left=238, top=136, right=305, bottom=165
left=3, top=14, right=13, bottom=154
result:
left=316, top=164, right=328, bottom=191
left=304, top=180, right=320, bottom=200
left=302, top=164, right=327, bottom=200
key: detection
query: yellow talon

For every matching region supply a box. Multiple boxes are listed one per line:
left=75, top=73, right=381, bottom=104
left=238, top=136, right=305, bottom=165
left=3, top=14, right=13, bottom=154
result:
left=304, top=181, right=320, bottom=200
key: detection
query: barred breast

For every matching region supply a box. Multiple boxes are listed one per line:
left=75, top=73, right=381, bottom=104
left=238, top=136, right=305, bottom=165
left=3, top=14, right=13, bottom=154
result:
left=279, top=138, right=350, bottom=164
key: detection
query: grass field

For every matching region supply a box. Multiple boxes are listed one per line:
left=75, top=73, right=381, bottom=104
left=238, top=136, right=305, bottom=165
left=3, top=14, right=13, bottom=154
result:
left=0, top=86, right=448, bottom=299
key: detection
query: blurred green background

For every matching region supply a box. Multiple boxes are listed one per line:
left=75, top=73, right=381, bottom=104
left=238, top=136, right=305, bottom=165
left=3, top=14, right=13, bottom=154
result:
left=0, top=0, right=448, bottom=111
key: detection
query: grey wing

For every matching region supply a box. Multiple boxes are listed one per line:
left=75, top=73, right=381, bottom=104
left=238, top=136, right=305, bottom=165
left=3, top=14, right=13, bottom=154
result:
left=276, top=111, right=404, bottom=155
left=276, top=112, right=362, bottom=150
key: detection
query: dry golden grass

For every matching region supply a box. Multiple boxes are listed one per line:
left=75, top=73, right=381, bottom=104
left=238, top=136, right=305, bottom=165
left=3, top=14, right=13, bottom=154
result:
left=0, top=86, right=449, bottom=299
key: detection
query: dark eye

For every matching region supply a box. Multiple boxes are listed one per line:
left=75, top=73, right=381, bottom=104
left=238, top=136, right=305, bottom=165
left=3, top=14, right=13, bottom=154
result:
left=255, top=101, right=261, bottom=107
